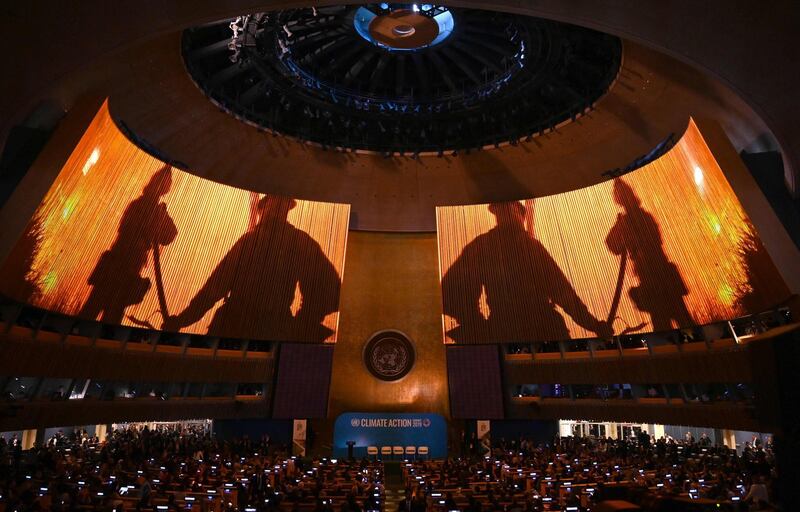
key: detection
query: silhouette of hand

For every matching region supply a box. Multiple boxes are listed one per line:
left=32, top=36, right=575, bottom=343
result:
left=161, top=315, right=182, bottom=332
left=594, top=320, right=614, bottom=339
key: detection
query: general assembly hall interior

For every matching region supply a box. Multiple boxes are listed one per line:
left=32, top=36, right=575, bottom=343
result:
left=1, top=2, right=800, bottom=511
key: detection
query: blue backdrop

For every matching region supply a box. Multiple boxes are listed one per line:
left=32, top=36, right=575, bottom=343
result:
left=333, top=412, right=447, bottom=459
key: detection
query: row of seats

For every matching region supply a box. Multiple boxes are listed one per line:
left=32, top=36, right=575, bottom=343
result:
left=367, top=446, right=430, bottom=458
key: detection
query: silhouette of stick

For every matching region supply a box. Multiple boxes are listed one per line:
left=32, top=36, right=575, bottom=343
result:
left=151, top=239, right=170, bottom=324
left=606, top=250, right=628, bottom=328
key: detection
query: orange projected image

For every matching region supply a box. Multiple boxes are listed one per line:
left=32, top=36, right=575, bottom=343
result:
left=1, top=101, right=350, bottom=342
left=437, top=120, right=790, bottom=344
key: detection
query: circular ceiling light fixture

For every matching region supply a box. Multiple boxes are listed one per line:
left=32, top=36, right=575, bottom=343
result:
left=354, top=4, right=454, bottom=51
left=392, top=24, right=415, bottom=36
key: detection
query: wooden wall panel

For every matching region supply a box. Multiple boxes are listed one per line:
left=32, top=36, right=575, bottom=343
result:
left=0, top=335, right=271, bottom=384
left=503, top=348, right=752, bottom=385
left=327, top=232, right=449, bottom=418
left=447, top=345, right=504, bottom=419
left=272, top=344, right=333, bottom=419
left=0, top=101, right=349, bottom=342
left=437, top=120, right=790, bottom=343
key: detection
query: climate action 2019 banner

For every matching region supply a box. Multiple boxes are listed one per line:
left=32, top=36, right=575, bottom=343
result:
left=333, top=413, right=447, bottom=459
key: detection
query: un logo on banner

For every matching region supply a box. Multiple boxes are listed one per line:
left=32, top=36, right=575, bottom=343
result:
left=351, top=418, right=361, bottom=427
left=364, top=330, right=415, bottom=381
left=422, top=418, right=431, bottom=427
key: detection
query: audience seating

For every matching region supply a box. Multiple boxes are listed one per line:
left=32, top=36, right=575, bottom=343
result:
left=0, top=428, right=387, bottom=512
left=400, top=435, right=772, bottom=511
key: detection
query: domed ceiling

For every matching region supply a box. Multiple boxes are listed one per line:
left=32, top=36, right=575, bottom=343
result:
left=181, top=3, right=622, bottom=153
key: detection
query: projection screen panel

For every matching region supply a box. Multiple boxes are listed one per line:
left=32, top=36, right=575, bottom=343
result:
left=437, top=119, right=790, bottom=344
left=1, top=101, right=350, bottom=342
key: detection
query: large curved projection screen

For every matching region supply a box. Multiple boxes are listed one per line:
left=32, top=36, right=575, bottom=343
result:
left=1, top=101, right=350, bottom=342
left=437, top=120, right=790, bottom=344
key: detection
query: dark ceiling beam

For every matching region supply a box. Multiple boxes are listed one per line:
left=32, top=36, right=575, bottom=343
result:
left=343, top=50, right=378, bottom=87
left=291, top=28, right=344, bottom=51
left=319, top=41, right=367, bottom=78
left=302, top=34, right=351, bottom=66
left=459, top=33, right=514, bottom=58
left=193, top=19, right=234, bottom=30
left=451, top=42, right=503, bottom=74
left=188, top=38, right=231, bottom=59
left=208, top=61, right=254, bottom=88
left=368, top=53, right=390, bottom=93
left=427, top=51, right=460, bottom=94
left=411, top=53, right=431, bottom=96
left=440, top=47, right=483, bottom=86
left=395, top=55, right=406, bottom=97
left=287, top=15, right=339, bottom=35
left=239, top=81, right=268, bottom=106
left=461, top=24, right=514, bottom=41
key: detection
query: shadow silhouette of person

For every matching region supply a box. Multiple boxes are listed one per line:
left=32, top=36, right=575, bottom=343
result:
left=79, top=165, right=177, bottom=324
left=605, top=179, right=694, bottom=331
left=441, top=201, right=612, bottom=343
left=162, top=196, right=340, bottom=341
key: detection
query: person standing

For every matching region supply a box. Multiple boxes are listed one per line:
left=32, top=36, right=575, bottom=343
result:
left=605, top=179, right=694, bottom=331
left=163, top=196, right=340, bottom=341
left=442, top=201, right=611, bottom=343
left=79, top=165, right=177, bottom=324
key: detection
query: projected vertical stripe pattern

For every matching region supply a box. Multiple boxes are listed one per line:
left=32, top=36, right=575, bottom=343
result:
left=0, top=101, right=350, bottom=342
left=436, top=119, right=790, bottom=343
